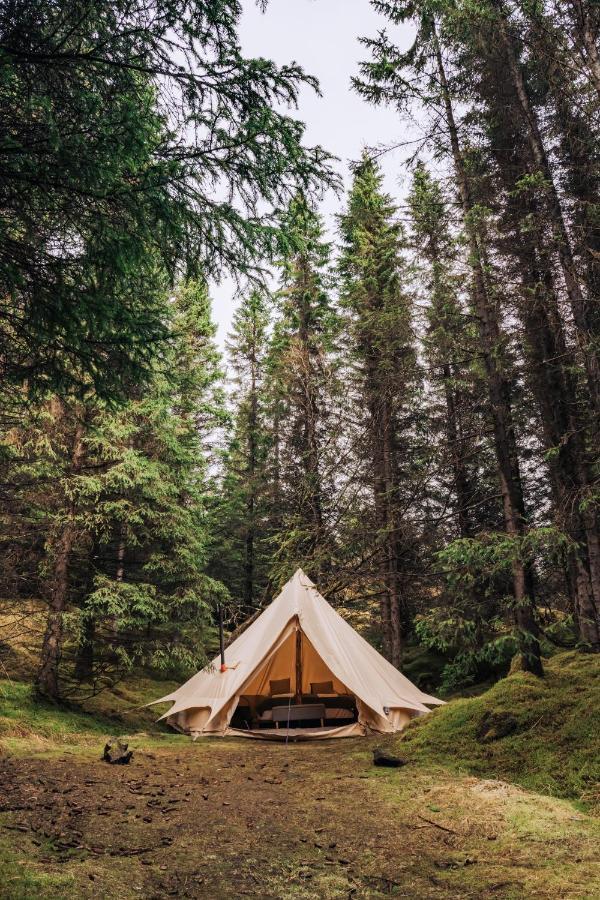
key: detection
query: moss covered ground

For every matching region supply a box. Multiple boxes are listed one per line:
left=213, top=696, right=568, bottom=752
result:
left=396, top=651, right=600, bottom=812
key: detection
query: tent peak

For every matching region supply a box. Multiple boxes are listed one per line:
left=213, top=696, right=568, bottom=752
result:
left=292, top=567, right=314, bottom=585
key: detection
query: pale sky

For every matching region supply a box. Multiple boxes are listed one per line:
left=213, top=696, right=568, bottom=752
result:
left=213, top=0, right=415, bottom=346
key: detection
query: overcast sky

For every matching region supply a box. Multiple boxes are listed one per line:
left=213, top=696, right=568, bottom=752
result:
left=212, top=0, right=415, bottom=346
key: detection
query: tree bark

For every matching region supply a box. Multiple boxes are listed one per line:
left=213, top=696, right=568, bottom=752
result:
left=482, top=54, right=600, bottom=649
left=429, top=245, right=474, bottom=538
left=116, top=532, right=126, bottom=582
left=382, top=403, right=402, bottom=666
left=74, top=547, right=98, bottom=682
left=443, top=364, right=472, bottom=538
left=244, top=326, right=258, bottom=610
left=508, top=220, right=600, bottom=649
left=568, top=0, right=600, bottom=98
left=293, top=257, right=325, bottom=572
left=367, top=358, right=402, bottom=667
left=74, top=615, right=95, bottom=681
left=298, top=266, right=324, bottom=538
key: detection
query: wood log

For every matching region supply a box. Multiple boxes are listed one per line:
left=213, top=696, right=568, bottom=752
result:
left=103, top=738, right=133, bottom=765
left=373, top=748, right=406, bottom=768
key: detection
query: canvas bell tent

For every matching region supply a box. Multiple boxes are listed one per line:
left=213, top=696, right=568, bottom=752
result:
left=150, top=569, right=443, bottom=739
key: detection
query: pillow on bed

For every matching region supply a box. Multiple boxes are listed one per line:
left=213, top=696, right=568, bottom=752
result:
left=310, top=680, right=334, bottom=695
left=269, top=678, right=291, bottom=696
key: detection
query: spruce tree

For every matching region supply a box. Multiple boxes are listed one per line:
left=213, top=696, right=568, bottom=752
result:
left=338, top=155, right=420, bottom=667
left=3, top=281, right=228, bottom=698
left=0, top=0, right=337, bottom=402
left=357, top=5, right=544, bottom=674
left=408, top=163, right=479, bottom=540
left=213, top=291, right=272, bottom=613
left=266, top=195, right=341, bottom=585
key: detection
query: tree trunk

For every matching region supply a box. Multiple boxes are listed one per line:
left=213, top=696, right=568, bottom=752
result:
left=36, top=403, right=86, bottom=698
left=371, top=402, right=391, bottom=662
left=580, top=513, right=600, bottom=648
left=443, top=365, right=472, bottom=538
left=428, top=236, right=473, bottom=538
left=74, top=547, right=98, bottom=681
left=297, top=260, right=324, bottom=554
left=484, top=74, right=600, bottom=650
left=116, top=534, right=126, bottom=582
left=382, top=403, right=402, bottom=667
left=74, top=615, right=95, bottom=681
left=367, top=363, right=402, bottom=666
left=493, top=0, right=600, bottom=416
left=433, top=24, right=543, bottom=675
left=510, top=228, right=600, bottom=649
left=551, top=90, right=600, bottom=343
left=568, top=0, right=600, bottom=98
left=244, top=336, right=258, bottom=610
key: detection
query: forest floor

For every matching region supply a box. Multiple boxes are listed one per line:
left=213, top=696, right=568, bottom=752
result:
left=0, top=651, right=599, bottom=899
left=1, top=730, right=599, bottom=900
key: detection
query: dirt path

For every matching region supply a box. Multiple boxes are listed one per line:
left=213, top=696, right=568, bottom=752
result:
left=1, top=736, right=598, bottom=899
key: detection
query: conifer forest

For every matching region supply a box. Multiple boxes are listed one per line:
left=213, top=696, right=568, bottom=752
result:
left=0, top=3, right=599, bottom=898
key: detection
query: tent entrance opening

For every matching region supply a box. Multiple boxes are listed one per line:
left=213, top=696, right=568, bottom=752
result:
left=229, top=622, right=358, bottom=731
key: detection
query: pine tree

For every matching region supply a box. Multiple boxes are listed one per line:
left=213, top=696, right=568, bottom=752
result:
left=0, top=0, right=337, bottom=402
left=408, top=163, right=479, bottom=540
left=464, top=28, right=600, bottom=650
left=266, top=195, right=341, bottom=585
left=357, top=4, right=544, bottom=674
left=338, top=155, right=420, bottom=667
left=3, top=281, right=228, bottom=699
left=213, top=291, right=272, bottom=613
left=562, top=0, right=600, bottom=97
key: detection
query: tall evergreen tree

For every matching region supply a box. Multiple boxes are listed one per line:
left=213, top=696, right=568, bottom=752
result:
left=357, top=4, right=544, bottom=674
left=0, top=0, right=337, bottom=402
left=266, top=195, right=341, bottom=585
left=213, top=292, right=272, bottom=613
left=338, top=155, right=420, bottom=667
left=408, top=163, right=480, bottom=540
left=2, top=281, right=227, bottom=698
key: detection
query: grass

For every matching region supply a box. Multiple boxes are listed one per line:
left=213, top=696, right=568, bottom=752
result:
left=363, top=759, right=600, bottom=900
left=1, top=734, right=598, bottom=899
left=2, top=647, right=598, bottom=804
left=396, top=650, right=600, bottom=811
left=0, top=831, right=78, bottom=900
left=0, top=673, right=179, bottom=756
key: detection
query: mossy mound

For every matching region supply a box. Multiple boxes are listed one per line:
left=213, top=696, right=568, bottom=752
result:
left=398, top=651, right=600, bottom=811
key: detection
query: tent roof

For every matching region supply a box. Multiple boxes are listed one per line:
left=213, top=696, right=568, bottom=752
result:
left=151, top=569, right=443, bottom=728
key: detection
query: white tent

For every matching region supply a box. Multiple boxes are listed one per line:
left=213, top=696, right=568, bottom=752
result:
left=150, top=569, right=443, bottom=739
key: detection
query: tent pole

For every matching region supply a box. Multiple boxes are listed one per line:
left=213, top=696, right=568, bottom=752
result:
left=295, top=623, right=302, bottom=703
left=218, top=605, right=226, bottom=672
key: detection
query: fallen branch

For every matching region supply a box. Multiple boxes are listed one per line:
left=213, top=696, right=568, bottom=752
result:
left=417, top=815, right=457, bottom=834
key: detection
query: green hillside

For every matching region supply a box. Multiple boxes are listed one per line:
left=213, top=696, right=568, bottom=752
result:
left=397, top=651, right=600, bottom=812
